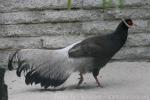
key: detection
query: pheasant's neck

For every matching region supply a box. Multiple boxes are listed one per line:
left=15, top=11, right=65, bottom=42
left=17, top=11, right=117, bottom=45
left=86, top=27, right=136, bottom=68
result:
left=114, top=22, right=129, bottom=44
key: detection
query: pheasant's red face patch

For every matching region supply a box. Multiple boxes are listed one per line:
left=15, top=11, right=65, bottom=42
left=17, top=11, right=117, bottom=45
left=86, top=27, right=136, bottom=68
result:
left=127, top=20, right=133, bottom=26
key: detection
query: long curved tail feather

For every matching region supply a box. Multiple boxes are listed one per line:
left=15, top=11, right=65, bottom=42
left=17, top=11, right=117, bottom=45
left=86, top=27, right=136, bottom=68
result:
left=8, top=50, right=20, bottom=70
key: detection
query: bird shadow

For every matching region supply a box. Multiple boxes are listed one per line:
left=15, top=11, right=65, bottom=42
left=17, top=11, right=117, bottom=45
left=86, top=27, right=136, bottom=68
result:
left=21, top=79, right=133, bottom=93
left=25, top=84, right=102, bottom=93
left=66, top=84, right=100, bottom=90
left=25, top=87, right=66, bottom=92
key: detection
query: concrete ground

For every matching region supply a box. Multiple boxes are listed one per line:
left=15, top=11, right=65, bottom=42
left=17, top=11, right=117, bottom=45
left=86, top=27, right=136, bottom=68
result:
left=5, top=62, right=150, bottom=100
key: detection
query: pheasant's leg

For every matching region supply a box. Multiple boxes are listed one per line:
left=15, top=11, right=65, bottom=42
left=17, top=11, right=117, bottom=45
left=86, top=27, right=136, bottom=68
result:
left=93, top=75, right=103, bottom=88
left=92, top=69, right=103, bottom=88
left=77, top=73, right=83, bottom=87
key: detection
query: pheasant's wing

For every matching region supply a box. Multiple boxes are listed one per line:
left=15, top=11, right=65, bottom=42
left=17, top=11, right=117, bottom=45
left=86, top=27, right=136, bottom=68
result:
left=68, top=36, right=111, bottom=58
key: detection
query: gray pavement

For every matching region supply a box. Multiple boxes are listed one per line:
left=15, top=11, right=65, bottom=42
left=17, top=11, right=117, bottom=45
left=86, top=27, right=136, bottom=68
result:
left=5, top=62, right=150, bottom=100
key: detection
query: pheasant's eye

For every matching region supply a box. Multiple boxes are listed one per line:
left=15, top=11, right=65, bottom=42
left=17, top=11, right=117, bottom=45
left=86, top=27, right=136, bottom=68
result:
left=127, top=20, right=133, bottom=26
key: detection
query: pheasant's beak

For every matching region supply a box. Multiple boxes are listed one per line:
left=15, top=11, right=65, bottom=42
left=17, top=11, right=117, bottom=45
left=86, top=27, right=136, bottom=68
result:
left=133, top=23, right=137, bottom=27
left=132, top=22, right=137, bottom=26
left=130, top=23, right=137, bottom=28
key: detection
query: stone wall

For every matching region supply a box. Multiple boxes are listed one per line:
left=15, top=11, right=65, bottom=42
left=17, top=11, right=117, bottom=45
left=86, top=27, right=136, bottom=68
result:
left=0, top=0, right=150, bottom=67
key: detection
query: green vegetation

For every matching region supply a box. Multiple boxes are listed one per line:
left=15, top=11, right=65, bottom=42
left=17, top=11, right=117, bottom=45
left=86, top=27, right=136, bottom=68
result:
left=67, top=0, right=124, bottom=9
left=103, top=0, right=113, bottom=9
left=67, top=0, right=72, bottom=10
left=117, top=0, right=124, bottom=9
